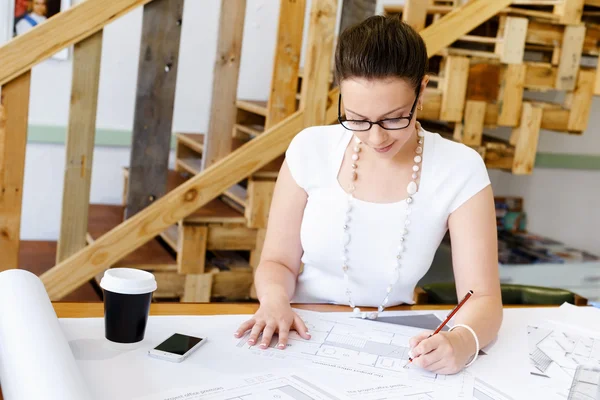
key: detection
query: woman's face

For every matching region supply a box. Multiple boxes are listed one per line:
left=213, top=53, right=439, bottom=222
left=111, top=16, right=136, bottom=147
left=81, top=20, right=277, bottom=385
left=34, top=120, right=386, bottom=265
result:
left=339, top=76, right=426, bottom=161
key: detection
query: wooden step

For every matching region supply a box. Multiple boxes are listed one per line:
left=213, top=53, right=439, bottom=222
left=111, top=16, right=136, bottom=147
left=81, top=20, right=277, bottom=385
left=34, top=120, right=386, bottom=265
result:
left=87, top=204, right=177, bottom=272
left=175, top=133, right=281, bottom=179
left=233, top=123, right=264, bottom=139
left=236, top=99, right=267, bottom=117
left=18, top=241, right=101, bottom=302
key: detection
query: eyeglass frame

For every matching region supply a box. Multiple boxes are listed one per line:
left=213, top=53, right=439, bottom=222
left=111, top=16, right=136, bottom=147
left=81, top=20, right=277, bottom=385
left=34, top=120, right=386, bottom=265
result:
left=337, top=85, right=422, bottom=131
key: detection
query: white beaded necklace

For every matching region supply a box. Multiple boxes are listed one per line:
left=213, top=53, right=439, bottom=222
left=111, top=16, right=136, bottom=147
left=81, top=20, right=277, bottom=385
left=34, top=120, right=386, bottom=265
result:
left=342, top=121, right=425, bottom=320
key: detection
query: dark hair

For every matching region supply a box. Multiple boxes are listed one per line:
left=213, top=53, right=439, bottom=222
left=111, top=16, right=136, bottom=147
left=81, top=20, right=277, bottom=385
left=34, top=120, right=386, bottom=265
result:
left=334, top=15, right=428, bottom=94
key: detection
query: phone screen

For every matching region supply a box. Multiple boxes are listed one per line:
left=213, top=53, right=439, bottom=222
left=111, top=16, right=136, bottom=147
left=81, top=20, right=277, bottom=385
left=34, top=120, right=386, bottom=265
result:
left=154, top=333, right=203, bottom=355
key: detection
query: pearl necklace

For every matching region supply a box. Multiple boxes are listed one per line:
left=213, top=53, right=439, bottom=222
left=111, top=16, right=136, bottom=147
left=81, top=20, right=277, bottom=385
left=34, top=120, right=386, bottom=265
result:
left=342, top=121, right=425, bottom=320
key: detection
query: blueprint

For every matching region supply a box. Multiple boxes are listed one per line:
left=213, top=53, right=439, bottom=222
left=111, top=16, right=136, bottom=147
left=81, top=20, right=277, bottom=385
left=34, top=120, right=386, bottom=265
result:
left=236, top=310, right=475, bottom=399
left=527, top=320, right=600, bottom=397
left=133, top=372, right=350, bottom=400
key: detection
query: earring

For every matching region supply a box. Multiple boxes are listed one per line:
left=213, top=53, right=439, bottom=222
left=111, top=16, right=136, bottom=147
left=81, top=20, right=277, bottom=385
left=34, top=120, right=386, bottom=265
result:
left=418, top=104, right=423, bottom=111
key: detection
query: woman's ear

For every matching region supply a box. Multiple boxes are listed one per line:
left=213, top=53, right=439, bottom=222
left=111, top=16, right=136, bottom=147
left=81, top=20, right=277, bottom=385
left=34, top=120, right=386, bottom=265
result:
left=419, top=75, right=430, bottom=108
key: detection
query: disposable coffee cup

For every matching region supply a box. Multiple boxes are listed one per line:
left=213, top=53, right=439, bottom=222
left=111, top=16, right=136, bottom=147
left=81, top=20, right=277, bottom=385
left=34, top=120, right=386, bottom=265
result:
left=99, top=268, right=157, bottom=344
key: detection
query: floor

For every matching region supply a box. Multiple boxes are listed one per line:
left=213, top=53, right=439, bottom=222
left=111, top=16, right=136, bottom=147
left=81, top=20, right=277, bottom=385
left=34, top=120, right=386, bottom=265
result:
left=17, top=241, right=102, bottom=302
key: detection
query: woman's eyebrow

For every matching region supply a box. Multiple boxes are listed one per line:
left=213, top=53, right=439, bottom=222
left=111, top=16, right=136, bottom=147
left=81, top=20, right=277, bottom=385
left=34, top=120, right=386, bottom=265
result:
left=345, top=104, right=409, bottom=119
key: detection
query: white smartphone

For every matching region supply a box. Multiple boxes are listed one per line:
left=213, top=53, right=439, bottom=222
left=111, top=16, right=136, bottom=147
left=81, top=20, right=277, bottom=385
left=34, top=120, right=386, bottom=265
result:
left=148, top=333, right=207, bottom=363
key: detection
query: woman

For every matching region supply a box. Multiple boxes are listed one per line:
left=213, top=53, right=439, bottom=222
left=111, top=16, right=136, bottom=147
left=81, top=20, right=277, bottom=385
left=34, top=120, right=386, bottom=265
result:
left=234, top=15, right=503, bottom=375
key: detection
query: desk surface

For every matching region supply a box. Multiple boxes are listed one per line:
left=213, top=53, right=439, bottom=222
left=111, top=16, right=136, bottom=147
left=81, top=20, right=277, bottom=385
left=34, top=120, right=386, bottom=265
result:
left=52, top=302, right=550, bottom=318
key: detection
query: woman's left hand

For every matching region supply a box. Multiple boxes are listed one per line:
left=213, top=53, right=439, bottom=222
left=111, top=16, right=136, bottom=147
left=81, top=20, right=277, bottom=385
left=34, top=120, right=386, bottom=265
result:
left=408, top=328, right=476, bottom=375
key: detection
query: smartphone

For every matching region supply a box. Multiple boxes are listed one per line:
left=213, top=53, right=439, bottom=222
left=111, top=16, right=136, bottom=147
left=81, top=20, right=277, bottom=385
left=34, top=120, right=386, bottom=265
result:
left=148, top=333, right=207, bottom=363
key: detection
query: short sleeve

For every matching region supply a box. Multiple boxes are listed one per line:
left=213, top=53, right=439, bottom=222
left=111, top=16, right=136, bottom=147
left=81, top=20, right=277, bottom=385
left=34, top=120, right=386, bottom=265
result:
left=285, top=127, right=315, bottom=190
left=447, top=148, right=491, bottom=214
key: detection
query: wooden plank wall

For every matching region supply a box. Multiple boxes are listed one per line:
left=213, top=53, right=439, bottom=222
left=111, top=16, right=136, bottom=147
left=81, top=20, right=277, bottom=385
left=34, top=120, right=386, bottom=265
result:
left=125, top=0, right=184, bottom=218
left=201, top=0, right=247, bottom=169
left=56, top=30, right=103, bottom=263
left=0, top=72, right=31, bottom=271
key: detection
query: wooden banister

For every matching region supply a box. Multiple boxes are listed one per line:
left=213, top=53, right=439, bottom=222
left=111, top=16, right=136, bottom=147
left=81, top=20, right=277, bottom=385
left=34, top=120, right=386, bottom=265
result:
left=0, top=0, right=152, bottom=86
left=39, top=0, right=512, bottom=299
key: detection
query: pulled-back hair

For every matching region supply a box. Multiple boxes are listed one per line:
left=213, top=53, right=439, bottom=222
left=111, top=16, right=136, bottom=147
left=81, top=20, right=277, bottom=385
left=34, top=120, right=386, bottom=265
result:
left=334, top=15, right=429, bottom=93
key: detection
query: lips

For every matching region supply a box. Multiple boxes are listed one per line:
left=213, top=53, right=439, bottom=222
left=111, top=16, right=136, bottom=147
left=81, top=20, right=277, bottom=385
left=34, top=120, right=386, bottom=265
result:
left=373, top=142, right=394, bottom=153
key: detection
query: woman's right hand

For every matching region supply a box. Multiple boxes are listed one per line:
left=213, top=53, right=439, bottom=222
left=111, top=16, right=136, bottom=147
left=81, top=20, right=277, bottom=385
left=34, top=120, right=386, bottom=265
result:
left=233, top=292, right=311, bottom=350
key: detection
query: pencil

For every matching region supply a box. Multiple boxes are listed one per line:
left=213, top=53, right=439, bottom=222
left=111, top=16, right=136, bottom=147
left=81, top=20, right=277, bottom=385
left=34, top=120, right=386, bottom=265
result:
left=403, top=290, right=474, bottom=368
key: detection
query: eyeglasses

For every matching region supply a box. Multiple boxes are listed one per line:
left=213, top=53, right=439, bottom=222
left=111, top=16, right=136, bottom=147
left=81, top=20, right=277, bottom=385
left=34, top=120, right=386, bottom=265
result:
left=337, top=86, right=421, bottom=132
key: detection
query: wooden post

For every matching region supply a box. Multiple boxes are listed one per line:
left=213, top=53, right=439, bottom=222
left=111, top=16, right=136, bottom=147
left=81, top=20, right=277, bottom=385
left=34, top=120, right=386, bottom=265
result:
left=462, top=100, right=486, bottom=146
left=245, top=179, right=276, bottom=229
left=566, top=69, right=595, bottom=132
left=177, top=224, right=208, bottom=275
left=300, top=0, right=338, bottom=127
left=498, top=64, right=526, bottom=127
left=440, top=56, right=470, bottom=122
left=512, top=103, right=542, bottom=175
left=125, top=0, right=184, bottom=218
left=555, top=25, right=586, bottom=91
left=554, top=0, right=584, bottom=24
left=56, top=30, right=103, bottom=263
left=495, top=17, right=528, bottom=64
left=403, top=0, right=428, bottom=32
left=201, top=0, right=247, bottom=169
left=265, top=0, right=306, bottom=129
left=182, top=273, right=214, bottom=303
left=339, top=0, right=377, bottom=34
left=0, top=71, right=30, bottom=271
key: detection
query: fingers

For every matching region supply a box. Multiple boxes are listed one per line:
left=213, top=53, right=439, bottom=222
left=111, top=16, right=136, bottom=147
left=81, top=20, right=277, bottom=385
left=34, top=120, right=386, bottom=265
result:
left=259, top=323, right=277, bottom=349
left=411, top=334, right=444, bottom=359
left=409, top=330, right=433, bottom=348
left=277, top=324, right=290, bottom=350
left=234, top=318, right=255, bottom=338
left=293, top=315, right=312, bottom=340
left=412, top=349, right=443, bottom=370
left=247, top=320, right=266, bottom=346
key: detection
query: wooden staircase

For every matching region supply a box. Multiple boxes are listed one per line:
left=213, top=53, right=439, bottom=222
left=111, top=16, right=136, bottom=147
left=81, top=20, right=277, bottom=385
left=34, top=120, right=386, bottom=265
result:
left=2, top=0, right=557, bottom=303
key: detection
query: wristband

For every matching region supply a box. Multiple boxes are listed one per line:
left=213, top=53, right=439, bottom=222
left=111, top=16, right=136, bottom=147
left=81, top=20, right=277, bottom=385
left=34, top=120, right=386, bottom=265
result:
left=449, top=323, right=479, bottom=367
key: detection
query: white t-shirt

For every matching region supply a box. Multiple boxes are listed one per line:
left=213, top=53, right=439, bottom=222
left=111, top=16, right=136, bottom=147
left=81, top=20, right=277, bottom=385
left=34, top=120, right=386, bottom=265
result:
left=285, top=123, right=491, bottom=307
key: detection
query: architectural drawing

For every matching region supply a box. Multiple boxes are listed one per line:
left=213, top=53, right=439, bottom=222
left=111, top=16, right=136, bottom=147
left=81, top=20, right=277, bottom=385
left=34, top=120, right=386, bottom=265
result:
left=236, top=311, right=474, bottom=399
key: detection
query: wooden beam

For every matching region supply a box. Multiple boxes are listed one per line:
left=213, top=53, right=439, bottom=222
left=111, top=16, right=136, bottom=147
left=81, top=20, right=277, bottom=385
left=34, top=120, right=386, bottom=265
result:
left=265, top=0, right=306, bottom=129
left=512, top=103, right=542, bottom=175
left=566, top=69, right=595, bottom=132
left=0, top=0, right=152, bottom=86
left=56, top=30, right=103, bottom=264
left=495, top=17, right=528, bottom=64
left=555, top=25, right=586, bottom=91
left=40, top=110, right=306, bottom=300
left=125, top=0, right=184, bottom=218
left=440, top=56, right=470, bottom=121
left=467, top=63, right=501, bottom=102
left=524, top=62, right=556, bottom=91
left=462, top=100, right=486, bottom=146
left=0, top=72, right=30, bottom=271
left=177, top=224, right=208, bottom=274
left=541, top=108, right=570, bottom=131
left=586, top=0, right=600, bottom=6
left=183, top=273, right=214, bottom=303
left=420, top=0, right=513, bottom=57
left=246, top=179, right=276, bottom=229
left=339, top=0, right=377, bottom=34
left=404, top=0, right=429, bottom=32
left=554, top=0, right=584, bottom=24
left=498, top=64, right=526, bottom=127
left=300, top=0, right=338, bottom=127
left=595, top=64, right=600, bottom=95
left=201, top=0, right=246, bottom=169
